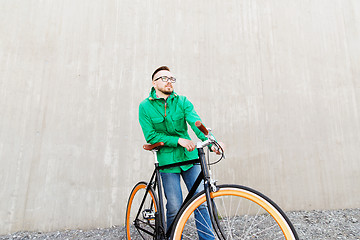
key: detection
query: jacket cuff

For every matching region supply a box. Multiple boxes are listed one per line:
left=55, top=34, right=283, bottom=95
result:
left=168, top=137, right=180, bottom=147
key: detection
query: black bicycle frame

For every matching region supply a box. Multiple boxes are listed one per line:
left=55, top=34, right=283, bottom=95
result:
left=135, top=148, right=225, bottom=239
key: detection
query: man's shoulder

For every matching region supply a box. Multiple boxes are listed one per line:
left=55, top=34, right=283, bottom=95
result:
left=176, top=95, right=193, bottom=107
left=139, top=97, right=151, bottom=106
left=139, top=98, right=152, bottom=113
left=174, top=94, right=187, bottom=102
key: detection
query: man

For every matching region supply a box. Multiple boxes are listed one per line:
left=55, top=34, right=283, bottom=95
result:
left=139, top=66, right=222, bottom=239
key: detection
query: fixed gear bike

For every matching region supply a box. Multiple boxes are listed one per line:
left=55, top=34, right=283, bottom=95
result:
left=125, top=121, right=299, bottom=239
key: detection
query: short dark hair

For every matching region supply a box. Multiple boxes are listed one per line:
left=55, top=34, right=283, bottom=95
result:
left=152, top=66, right=170, bottom=80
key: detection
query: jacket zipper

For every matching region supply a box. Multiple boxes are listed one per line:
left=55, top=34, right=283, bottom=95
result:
left=164, top=101, right=167, bottom=117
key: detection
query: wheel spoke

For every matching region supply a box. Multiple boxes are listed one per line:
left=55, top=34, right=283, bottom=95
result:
left=171, top=185, right=298, bottom=240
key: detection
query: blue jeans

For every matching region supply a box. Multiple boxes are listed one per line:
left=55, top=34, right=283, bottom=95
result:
left=160, top=164, right=215, bottom=240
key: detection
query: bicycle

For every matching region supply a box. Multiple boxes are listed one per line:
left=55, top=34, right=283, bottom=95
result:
left=125, top=121, right=299, bottom=239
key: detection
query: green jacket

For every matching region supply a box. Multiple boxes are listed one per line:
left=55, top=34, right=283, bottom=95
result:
left=139, top=87, right=207, bottom=173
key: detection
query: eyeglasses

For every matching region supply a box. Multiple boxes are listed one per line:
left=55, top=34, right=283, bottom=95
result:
left=153, top=76, right=176, bottom=83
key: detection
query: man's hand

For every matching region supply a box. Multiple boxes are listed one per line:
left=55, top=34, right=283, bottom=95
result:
left=211, top=142, right=225, bottom=155
left=178, top=138, right=196, bottom=152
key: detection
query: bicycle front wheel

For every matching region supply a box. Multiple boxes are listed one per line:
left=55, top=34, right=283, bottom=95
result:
left=125, top=181, right=158, bottom=240
left=171, top=184, right=298, bottom=240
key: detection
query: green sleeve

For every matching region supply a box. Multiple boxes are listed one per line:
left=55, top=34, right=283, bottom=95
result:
left=182, top=97, right=208, bottom=142
left=139, top=103, right=179, bottom=147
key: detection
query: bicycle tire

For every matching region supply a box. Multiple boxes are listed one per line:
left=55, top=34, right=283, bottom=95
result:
left=125, top=181, right=159, bottom=240
left=171, top=184, right=299, bottom=240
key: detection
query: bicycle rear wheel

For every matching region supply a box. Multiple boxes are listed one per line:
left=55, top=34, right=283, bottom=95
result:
left=171, top=184, right=299, bottom=240
left=125, top=181, right=159, bottom=240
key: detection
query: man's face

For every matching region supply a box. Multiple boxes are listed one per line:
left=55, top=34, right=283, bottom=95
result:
left=152, top=70, right=175, bottom=95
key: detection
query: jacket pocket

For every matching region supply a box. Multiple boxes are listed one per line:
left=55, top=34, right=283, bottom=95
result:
left=160, top=146, right=173, bottom=153
left=172, top=113, right=187, bottom=132
left=152, top=117, right=166, bottom=132
left=185, top=148, right=199, bottom=160
left=158, top=148, right=174, bottom=166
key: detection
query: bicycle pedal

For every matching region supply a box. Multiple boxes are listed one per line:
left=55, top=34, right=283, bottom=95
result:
left=142, top=209, right=156, bottom=220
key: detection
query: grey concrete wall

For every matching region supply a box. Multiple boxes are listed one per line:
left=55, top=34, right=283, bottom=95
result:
left=1, top=0, right=359, bottom=235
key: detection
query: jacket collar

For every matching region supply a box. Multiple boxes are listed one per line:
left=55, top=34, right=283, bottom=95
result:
left=148, top=87, right=177, bottom=101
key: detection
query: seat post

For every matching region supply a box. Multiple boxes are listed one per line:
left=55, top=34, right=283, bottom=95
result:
left=151, top=149, right=159, bottom=164
left=151, top=148, right=166, bottom=236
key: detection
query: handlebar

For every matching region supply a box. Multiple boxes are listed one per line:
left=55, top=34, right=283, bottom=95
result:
left=195, top=121, right=209, bottom=135
left=144, top=121, right=224, bottom=164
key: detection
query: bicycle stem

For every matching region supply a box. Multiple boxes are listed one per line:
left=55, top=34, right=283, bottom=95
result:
left=196, top=135, right=216, bottom=149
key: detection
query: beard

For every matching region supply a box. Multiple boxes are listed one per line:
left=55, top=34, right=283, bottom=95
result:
left=158, top=85, right=173, bottom=95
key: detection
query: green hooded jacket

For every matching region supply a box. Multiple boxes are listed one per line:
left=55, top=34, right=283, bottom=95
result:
left=139, top=87, right=207, bottom=173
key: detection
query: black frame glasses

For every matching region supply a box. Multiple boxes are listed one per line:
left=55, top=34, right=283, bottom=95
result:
left=153, top=76, right=176, bottom=83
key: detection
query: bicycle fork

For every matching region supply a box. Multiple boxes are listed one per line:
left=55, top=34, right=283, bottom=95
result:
left=198, top=148, right=226, bottom=240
